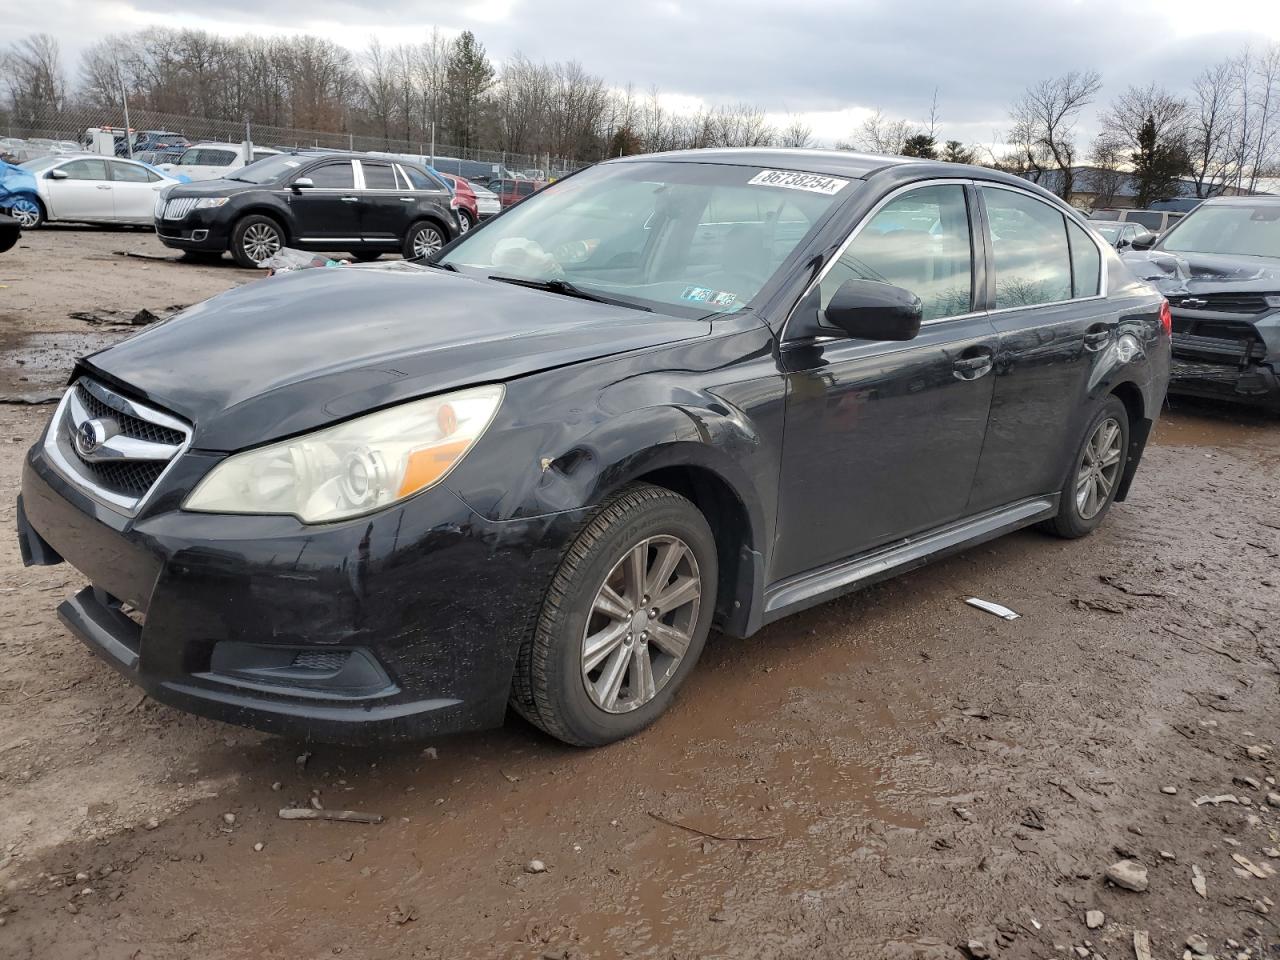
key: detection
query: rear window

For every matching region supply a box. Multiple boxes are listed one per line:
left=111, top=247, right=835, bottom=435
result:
left=362, top=163, right=397, bottom=189
left=180, top=148, right=237, bottom=166
left=1125, top=211, right=1165, bottom=230
left=401, top=165, right=445, bottom=191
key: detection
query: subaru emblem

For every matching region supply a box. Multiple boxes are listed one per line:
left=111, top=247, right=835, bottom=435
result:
left=75, top=419, right=107, bottom=457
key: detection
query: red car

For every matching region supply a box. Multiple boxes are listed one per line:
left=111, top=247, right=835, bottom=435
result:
left=439, top=174, right=479, bottom=233
left=492, top=178, right=548, bottom=209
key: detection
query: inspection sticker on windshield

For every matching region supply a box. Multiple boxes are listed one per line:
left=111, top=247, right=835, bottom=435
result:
left=747, top=170, right=849, bottom=195
left=681, top=286, right=738, bottom=307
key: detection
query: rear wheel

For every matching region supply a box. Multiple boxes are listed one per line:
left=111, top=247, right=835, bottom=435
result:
left=402, top=221, right=445, bottom=260
left=1042, top=396, right=1130, bottom=539
left=230, top=214, right=284, bottom=268
left=456, top=210, right=475, bottom=234
left=9, top=196, right=43, bottom=229
left=511, top=484, right=717, bottom=746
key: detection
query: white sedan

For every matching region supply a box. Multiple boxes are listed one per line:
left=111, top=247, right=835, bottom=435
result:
left=16, top=155, right=187, bottom=228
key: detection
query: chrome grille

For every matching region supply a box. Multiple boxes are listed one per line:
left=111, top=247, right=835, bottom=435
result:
left=163, top=197, right=197, bottom=220
left=44, top=377, right=191, bottom=514
left=1169, top=292, right=1277, bottom=314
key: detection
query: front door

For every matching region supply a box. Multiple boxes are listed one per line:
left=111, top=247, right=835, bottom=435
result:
left=108, top=160, right=165, bottom=223
left=774, top=182, right=997, bottom=581
left=288, top=160, right=361, bottom=246
left=47, top=158, right=114, bottom=220
left=966, top=186, right=1112, bottom=512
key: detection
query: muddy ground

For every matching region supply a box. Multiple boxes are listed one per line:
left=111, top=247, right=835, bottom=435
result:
left=1, top=228, right=1278, bottom=960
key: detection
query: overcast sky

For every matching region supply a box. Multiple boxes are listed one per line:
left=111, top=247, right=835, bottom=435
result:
left=13, top=0, right=1280, bottom=146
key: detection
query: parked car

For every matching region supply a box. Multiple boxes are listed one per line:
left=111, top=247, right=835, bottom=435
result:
left=1122, top=195, right=1280, bottom=410
left=11, top=155, right=187, bottom=228
left=1091, top=220, right=1156, bottom=250
left=17, top=148, right=1169, bottom=747
left=439, top=173, right=481, bottom=232
left=470, top=181, right=501, bottom=221
left=134, top=147, right=187, bottom=167
left=132, top=130, right=189, bottom=154
left=154, top=151, right=457, bottom=267
left=158, top=142, right=282, bottom=182
left=0, top=159, right=39, bottom=226
left=0, top=212, right=19, bottom=253
left=1089, top=208, right=1185, bottom=234
left=492, top=177, right=547, bottom=208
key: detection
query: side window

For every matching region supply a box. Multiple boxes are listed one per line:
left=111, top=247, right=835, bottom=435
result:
left=59, top=159, right=110, bottom=181
left=111, top=161, right=150, bottom=183
left=1067, top=219, right=1102, bottom=298
left=820, top=183, right=974, bottom=322
left=981, top=188, right=1072, bottom=308
left=306, top=162, right=355, bottom=189
left=401, top=165, right=442, bottom=191
left=361, top=163, right=397, bottom=190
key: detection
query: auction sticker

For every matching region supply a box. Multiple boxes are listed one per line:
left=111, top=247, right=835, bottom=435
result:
left=747, top=170, right=849, bottom=195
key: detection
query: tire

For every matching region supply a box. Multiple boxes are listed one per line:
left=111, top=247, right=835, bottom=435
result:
left=9, top=196, right=43, bottom=229
left=402, top=220, right=445, bottom=260
left=1042, top=395, right=1130, bottom=539
left=347, top=251, right=382, bottom=262
left=230, top=214, right=285, bottom=269
left=456, top=210, right=474, bottom=234
left=511, top=483, right=718, bottom=746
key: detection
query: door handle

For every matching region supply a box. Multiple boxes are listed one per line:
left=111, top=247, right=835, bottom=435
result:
left=339, top=196, right=359, bottom=203
left=1084, top=324, right=1114, bottom=351
left=953, top=351, right=994, bottom=381
left=400, top=197, right=415, bottom=202
left=96, top=184, right=111, bottom=190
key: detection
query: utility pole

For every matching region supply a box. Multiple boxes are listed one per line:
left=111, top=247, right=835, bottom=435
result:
left=430, top=121, right=436, bottom=167
left=119, top=74, right=133, bottom=158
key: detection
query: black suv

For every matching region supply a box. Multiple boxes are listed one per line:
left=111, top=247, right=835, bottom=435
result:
left=21, top=149, right=1169, bottom=747
left=154, top=152, right=459, bottom=267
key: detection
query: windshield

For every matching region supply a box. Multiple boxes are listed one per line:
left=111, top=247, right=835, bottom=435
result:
left=1161, top=204, right=1280, bottom=259
left=440, top=160, right=855, bottom=316
left=228, top=154, right=306, bottom=184
left=1093, top=223, right=1121, bottom=240
left=19, top=156, right=60, bottom=173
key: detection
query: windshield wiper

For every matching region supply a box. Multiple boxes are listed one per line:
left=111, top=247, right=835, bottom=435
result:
left=487, top=274, right=652, bottom=312
left=425, top=259, right=457, bottom=271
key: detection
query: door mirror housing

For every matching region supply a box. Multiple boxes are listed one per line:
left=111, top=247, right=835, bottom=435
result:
left=48, top=169, right=69, bottom=180
left=1129, top=234, right=1157, bottom=250
left=822, top=278, right=923, bottom=341
left=1115, top=237, right=1131, bottom=249
left=291, top=177, right=314, bottom=192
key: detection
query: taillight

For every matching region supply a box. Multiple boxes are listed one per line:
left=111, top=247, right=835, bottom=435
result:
left=1159, top=299, right=1172, bottom=336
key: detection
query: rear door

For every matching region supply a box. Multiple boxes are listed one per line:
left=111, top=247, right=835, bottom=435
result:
left=774, top=181, right=998, bottom=580
left=353, top=159, right=410, bottom=247
left=966, top=185, right=1109, bottom=512
left=46, top=158, right=114, bottom=220
left=289, top=160, right=361, bottom=245
left=108, top=160, right=165, bottom=223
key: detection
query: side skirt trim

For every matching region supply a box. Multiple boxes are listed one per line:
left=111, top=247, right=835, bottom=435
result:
left=761, top=495, right=1059, bottom=624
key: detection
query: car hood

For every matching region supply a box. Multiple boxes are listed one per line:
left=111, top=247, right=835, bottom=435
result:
left=83, top=266, right=711, bottom=451
left=1121, top=248, right=1280, bottom=296
left=162, top=177, right=260, bottom=198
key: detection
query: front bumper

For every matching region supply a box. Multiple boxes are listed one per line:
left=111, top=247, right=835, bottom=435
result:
left=155, top=208, right=230, bottom=252
left=19, top=444, right=582, bottom=743
left=1169, top=310, right=1280, bottom=409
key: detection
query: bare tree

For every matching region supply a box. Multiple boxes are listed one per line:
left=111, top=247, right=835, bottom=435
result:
left=1099, top=83, right=1189, bottom=155
left=838, top=109, right=917, bottom=154
left=1187, top=60, right=1240, bottom=197
left=1008, top=70, right=1103, bottom=199
left=1087, top=136, right=1128, bottom=209
left=779, top=115, right=813, bottom=148
left=4, top=33, right=67, bottom=126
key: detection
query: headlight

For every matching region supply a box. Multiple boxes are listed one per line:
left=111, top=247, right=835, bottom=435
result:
left=194, top=197, right=228, bottom=209
left=184, top=385, right=504, bottom=523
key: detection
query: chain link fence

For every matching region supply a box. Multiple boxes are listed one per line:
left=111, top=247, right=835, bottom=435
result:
left=1, top=105, right=586, bottom=179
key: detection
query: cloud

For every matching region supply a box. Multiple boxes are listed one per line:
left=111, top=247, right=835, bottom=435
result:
left=9, top=0, right=1280, bottom=145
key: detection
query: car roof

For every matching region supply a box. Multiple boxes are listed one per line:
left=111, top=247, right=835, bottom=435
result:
left=607, top=147, right=1051, bottom=193
left=1201, top=195, right=1280, bottom=206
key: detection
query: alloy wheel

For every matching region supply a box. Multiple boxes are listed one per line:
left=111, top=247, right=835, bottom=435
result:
left=457, top=213, right=472, bottom=234
left=1075, top=416, right=1123, bottom=520
left=10, top=198, right=40, bottom=228
left=412, top=226, right=444, bottom=258
left=581, top=535, right=701, bottom=714
left=242, top=222, right=281, bottom=264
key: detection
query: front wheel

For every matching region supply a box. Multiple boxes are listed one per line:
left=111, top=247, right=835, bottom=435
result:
left=1042, top=396, right=1130, bottom=539
left=230, top=214, right=284, bottom=269
left=511, top=484, right=718, bottom=746
left=402, top=221, right=445, bottom=260
left=9, top=196, right=43, bottom=229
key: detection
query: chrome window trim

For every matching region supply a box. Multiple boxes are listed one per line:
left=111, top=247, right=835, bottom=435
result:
left=42, top=378, right=193, bottom=518
left=783, top=176, right=1113, bottom=340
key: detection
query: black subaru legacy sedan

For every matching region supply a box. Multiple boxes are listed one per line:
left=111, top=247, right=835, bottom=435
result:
left=154, top=151, right=458, bottom=267
left=18, top=149, right=1170, bottom=747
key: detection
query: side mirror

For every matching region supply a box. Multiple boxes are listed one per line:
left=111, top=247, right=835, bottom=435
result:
left=48, top=169, right=69, bottom=180
left=1130, top=235, right=1157, bottom=251
left=291, top=177, right=314, bottom=192
left=1115, top=238, right=1131, bottom=249
left=823, top=278, right=923, bottom=341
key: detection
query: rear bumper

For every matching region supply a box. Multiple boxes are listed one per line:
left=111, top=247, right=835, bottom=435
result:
left=19, top=444, right=583, bottom=744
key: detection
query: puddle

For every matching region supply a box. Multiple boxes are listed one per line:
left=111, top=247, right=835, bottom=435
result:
left=0, top=329, right=125, bottom=400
